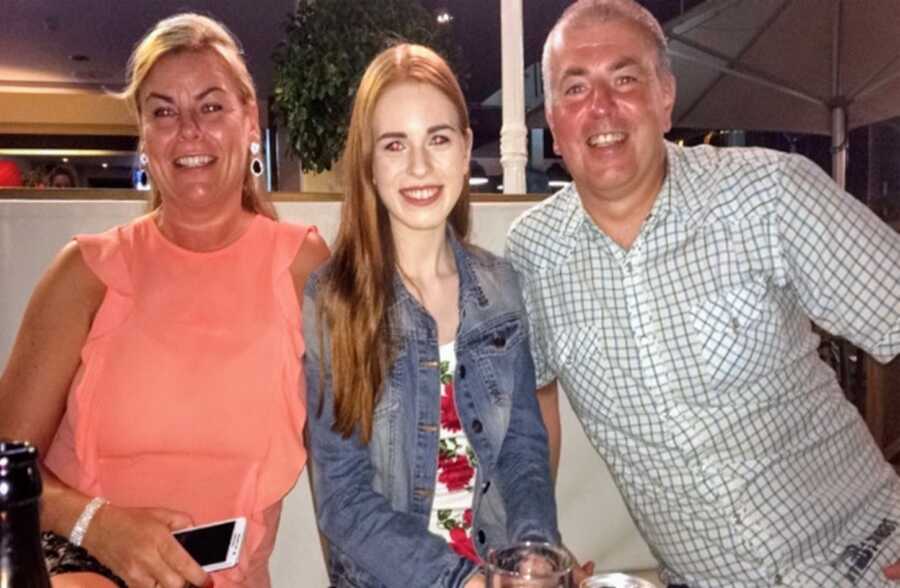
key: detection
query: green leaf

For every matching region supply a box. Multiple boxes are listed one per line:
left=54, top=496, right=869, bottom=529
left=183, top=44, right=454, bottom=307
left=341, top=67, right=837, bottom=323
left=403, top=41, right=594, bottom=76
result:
left=271, top=0, right=461, bottom=174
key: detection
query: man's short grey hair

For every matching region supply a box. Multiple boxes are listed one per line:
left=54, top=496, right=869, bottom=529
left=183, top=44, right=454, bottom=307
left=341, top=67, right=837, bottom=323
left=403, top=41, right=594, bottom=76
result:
left=542, top=0, right=671, bottom=106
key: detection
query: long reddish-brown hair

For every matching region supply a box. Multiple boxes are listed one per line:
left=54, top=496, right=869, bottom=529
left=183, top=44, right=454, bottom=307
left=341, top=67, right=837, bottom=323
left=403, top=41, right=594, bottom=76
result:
left=319, top=43, right=471, bottom=443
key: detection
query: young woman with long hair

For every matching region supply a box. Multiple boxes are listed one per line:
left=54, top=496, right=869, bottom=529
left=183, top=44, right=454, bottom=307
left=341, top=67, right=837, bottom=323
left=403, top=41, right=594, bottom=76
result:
left=302, top=44, right=560, bottom=587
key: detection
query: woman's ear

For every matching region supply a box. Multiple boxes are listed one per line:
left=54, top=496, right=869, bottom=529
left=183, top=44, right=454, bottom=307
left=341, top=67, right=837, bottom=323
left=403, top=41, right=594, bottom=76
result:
left=244, top=99, right=261, bottom=146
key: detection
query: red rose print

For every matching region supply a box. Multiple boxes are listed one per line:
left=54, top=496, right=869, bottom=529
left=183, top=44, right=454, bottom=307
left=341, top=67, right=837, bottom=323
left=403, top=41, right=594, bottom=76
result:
left=438, top=455, right=475, bottom=491
left=449, top=526, right=480, bottom=563
left=438, top=452, right=453, bottom=468
left=463, top=508, right=473, bottom=528
left=440, top=382, right=462, bottom=431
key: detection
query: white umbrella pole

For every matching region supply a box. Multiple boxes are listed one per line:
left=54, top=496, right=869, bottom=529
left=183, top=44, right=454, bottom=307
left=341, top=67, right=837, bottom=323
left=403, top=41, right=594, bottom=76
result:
left=832, top=105, right=847, bottom=190
left=830, top=1, right=847, bottom=190
left=499, top=0, right=527, bottom=194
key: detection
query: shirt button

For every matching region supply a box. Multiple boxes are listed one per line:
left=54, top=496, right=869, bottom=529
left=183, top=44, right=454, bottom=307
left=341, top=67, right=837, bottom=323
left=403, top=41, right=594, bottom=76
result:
left=492, top=335, right=506, bottom=347
left=477, top=529, right=486, bottom=544
left=733, top=514, right=742, bottom=525
left=623, top=261, right=632, bottom=274
left=459, top=364, right=466, bottom=379
left=471, top=419, right=483, bottom=434
left=774, top=574, right=783, bottom=585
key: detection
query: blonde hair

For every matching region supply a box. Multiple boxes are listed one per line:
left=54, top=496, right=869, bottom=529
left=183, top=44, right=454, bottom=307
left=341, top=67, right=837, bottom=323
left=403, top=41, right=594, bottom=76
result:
left=120, top=13, right=275, bottom=219
left=319, top=43, right=470, bottom=443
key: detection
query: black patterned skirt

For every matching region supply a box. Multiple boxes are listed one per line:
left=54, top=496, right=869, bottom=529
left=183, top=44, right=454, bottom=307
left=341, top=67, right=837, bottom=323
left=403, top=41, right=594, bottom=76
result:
left=42, top=532, right=126, bottom=587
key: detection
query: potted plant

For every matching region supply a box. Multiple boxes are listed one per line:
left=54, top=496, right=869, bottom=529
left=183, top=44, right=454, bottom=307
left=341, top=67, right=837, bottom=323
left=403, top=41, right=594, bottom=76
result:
left=272, top=0, right=459, bottom=175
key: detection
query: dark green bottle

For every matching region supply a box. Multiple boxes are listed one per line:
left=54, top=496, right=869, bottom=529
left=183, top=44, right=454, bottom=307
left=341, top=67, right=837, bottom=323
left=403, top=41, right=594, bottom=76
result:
left=0, top=440, right=51, bottom=588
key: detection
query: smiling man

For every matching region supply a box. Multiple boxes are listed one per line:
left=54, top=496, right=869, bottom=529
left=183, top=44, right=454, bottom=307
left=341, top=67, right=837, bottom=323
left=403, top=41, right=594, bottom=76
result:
left=506, top=1, right=900, bottom=586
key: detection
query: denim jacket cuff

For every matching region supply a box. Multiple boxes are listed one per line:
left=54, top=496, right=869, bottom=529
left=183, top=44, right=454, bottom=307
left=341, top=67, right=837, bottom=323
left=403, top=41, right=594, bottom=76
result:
left=511, top=518, right=561, bottom=547
left=440, top=556, right=479, bottom=588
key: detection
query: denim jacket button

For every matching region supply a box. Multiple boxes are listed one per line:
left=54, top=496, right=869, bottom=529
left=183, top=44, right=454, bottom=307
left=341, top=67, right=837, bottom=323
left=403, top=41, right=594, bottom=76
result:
left=482, top=480, right=490, bottom=494
left=459, top=364, right=466, bottom=379
left=471, top=419, right=483, bottom=434
left=477, top=529, right=486, bottom=544
left=492, top=336, right=506, bottom=347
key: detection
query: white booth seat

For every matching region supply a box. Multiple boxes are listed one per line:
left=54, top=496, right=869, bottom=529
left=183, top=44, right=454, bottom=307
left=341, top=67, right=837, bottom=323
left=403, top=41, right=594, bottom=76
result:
left=0, top=197, right=658, bottom=586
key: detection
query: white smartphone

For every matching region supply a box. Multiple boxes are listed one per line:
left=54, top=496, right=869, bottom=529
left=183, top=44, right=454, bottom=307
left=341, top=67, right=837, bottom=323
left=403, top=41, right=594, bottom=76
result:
left=172, top=516, right=246, bottom=573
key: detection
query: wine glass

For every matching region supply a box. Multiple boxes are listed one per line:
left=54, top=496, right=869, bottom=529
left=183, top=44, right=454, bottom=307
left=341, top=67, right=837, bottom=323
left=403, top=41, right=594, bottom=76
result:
left=483, top=541, right=574, bottom=587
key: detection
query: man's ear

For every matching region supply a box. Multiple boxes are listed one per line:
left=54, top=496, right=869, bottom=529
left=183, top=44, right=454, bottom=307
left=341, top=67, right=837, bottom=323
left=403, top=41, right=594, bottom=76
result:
left=545, top=105, right=561, bottom=155
left=660, top=72, right=676, bottom=133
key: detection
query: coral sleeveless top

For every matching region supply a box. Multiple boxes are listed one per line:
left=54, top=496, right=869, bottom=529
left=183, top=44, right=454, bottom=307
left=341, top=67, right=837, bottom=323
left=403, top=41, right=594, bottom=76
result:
left=45, top=214, right=313, bottom=587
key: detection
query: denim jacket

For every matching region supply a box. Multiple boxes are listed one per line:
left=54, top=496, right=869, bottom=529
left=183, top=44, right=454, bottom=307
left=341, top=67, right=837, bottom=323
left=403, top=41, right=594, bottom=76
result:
left=303, top=234, right=560, bottom=588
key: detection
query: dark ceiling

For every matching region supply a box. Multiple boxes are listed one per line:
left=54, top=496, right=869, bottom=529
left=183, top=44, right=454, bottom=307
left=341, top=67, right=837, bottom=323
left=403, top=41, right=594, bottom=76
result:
left=418, top=0, right=706, bottom=103
left=0, top=0, right=705, bottom=110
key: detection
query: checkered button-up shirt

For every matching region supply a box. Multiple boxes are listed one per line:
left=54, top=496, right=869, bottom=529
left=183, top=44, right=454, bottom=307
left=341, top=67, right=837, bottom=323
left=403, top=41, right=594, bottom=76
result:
left=507, top=142, right=900, bottom=587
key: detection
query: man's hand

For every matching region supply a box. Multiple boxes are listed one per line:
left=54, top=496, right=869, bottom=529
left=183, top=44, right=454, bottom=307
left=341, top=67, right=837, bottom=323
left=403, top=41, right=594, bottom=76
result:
left=572, top=559, right=595, bottom=585
left=885, top=559, right=900, bottom=581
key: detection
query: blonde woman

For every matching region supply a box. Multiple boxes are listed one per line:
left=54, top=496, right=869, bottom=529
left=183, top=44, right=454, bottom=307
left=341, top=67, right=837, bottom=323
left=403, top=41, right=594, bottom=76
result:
left=0, top=13, right=328, bottom=588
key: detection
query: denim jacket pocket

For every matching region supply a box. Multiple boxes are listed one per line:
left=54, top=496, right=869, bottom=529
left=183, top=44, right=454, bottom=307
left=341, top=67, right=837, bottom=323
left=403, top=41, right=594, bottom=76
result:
left=369, top=361, right=405, bottom=498
left=469, top=315, right=525, bottom=405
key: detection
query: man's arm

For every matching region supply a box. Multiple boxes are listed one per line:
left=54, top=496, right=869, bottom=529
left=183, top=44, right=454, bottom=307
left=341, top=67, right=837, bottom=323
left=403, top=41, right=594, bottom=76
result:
left=535, top=380, right=561, bottom=481
left=776, top=154, right=900, bottom=362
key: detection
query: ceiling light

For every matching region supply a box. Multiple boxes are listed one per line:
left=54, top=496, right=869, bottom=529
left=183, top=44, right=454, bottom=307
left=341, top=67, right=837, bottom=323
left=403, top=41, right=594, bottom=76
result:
left=101, top=162, right=109, bottom=168
left=548, top=180, right=570, bottom=188
left=61, top=157, right=69, bottom=163
left=469, top=177, right=488, bottom=186
left=0, top=149, right=132, bottom=157
left=436, top=10, right=453, bottom=24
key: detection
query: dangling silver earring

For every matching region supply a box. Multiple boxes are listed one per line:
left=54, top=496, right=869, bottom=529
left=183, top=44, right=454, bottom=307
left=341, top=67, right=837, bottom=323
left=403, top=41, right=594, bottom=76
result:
left=249, top=142, right=263, bottom=177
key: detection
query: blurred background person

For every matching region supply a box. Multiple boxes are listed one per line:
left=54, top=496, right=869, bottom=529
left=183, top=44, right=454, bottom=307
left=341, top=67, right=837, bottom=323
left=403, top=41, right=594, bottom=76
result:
left=45, top=165, right=78, bottom=188
left=0, top=159, right=23, bottom=187
left=0, top=12, right=328, bottom=588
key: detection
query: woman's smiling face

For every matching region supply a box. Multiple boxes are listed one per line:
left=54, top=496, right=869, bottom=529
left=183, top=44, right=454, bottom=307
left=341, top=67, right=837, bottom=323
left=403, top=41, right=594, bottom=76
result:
left=139, top=48, right=258, bottom=212
left=370, top=81, right=472, bottom=241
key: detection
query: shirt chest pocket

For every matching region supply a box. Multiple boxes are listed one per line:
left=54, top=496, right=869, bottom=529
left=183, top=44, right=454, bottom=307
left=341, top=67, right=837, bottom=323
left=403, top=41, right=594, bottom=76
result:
left=690, top=281, right=788, bottom=394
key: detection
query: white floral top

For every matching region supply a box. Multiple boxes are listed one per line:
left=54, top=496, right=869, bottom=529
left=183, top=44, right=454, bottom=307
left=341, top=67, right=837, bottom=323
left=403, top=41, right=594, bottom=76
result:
left=427, top=341, right=479, bottom=563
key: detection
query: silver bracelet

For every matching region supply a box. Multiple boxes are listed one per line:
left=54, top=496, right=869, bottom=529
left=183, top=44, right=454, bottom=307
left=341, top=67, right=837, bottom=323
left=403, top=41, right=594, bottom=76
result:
left=69, top=496, right=108, bottom=547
